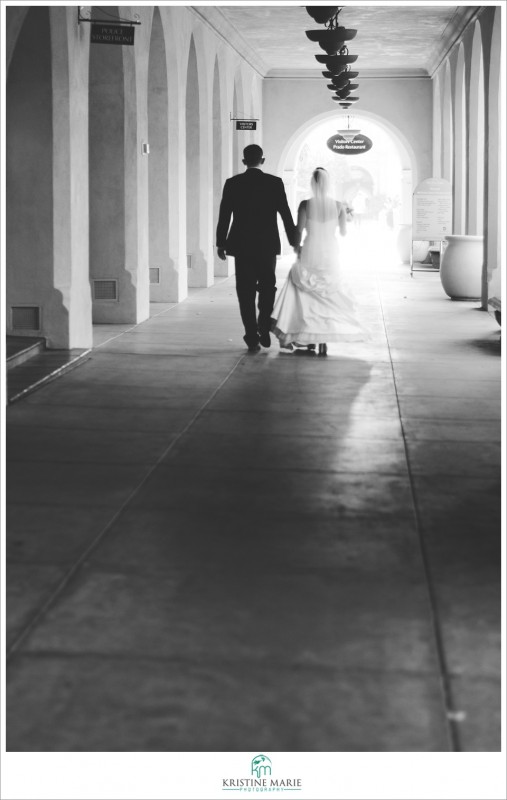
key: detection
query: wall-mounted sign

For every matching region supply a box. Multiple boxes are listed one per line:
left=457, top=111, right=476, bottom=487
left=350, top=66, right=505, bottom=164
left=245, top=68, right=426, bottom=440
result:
left=326, top=134, right=373, bottom=155
left=412, top=178, right=452, bottom=240
left=236, top=121, right=257, bottom=131
left=91, top=23, right=135, bottom=45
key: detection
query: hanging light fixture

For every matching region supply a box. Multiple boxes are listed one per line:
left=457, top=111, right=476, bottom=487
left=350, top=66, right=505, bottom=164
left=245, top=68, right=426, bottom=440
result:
left=336, top=116, right=361, bottom=140
left=315, top=45, right=358, bottom=68
left=305, top=26, right=357, bottom=55
left=324, top=71, right=358, bottom=88
left=305, top=6, right=339, bottom=24
left=335, top=83, right=358, bottom=96
left=303, top=6, right=360, bottom=108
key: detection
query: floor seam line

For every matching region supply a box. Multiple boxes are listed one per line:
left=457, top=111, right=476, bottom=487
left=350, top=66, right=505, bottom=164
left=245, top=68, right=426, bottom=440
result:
left=5, top=353, right=247, bottom=662
left=92, top=277, right=235, bottom=351
left=377, top=273, right=460, bottom=753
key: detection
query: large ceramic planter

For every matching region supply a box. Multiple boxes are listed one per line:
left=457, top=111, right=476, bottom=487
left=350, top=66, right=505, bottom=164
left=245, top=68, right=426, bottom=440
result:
left=440, top=235, right=483, bottom=300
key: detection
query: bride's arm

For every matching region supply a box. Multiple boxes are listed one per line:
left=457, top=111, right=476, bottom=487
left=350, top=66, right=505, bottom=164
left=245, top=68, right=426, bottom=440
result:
left=337, top=201, right=347, bottom=236
left=294, top=200, right=307, bottom=250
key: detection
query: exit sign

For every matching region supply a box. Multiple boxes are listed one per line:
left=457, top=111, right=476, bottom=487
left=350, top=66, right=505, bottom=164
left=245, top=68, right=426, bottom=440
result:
left=236, top=121, right=257, bottom=131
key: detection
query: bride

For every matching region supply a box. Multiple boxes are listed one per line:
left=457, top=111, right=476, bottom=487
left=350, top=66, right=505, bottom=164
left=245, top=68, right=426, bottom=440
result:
left=271, top=167, right=369, bottom=355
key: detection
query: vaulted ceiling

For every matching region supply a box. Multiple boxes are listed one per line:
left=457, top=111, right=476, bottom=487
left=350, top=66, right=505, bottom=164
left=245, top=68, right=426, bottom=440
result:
left=193, top=5, right=481, bottom=78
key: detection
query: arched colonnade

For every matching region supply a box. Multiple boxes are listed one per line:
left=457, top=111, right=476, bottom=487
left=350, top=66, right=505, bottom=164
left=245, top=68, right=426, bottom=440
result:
left=6, top=5, right=262, bottom=348
left=6, top=5, right=503, bottom=345
left=434, top=7, right=501, bottom=307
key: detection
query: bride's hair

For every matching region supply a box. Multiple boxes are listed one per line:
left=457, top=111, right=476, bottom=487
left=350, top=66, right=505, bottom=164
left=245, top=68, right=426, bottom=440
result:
left=311, top=167, right=330, bottom=198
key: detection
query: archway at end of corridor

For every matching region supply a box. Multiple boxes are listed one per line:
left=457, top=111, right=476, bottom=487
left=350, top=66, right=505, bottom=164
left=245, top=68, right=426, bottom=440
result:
left=279, top=111, right=418, bottom=271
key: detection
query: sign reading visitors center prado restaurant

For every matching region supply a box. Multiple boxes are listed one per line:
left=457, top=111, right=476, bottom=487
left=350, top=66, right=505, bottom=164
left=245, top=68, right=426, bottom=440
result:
left=326, top=133, right=373, bottom=155
left=412, top=178, right=452, bottom=240
left=91, top=23, right=135, bottom=45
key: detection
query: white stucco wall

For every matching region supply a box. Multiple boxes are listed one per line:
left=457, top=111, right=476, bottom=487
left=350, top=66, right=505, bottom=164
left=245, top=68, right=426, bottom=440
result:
left=262, top=76, right=433, bottom=182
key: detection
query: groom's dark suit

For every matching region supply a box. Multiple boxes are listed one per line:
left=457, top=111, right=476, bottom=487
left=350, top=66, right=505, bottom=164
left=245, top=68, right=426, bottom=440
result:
left=216, top=168, right=296, bottom=347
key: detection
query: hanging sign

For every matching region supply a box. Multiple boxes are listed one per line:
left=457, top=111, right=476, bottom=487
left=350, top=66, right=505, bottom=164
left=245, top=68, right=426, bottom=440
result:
left=235, top=121, right=257, bottom=131
left=326, top=134, right=373, bottom=155
left=412, top=178, right=452, bottom=240
left=91, top=23, right=135, bottom=45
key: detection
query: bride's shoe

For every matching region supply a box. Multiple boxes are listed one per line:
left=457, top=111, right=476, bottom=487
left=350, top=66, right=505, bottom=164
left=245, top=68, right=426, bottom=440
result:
left=318, top=343, right=328, bottom=356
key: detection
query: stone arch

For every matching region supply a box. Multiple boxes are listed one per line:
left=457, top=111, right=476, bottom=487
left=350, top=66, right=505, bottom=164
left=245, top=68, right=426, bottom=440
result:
left=279, top=108, right=417, bottom=227
left=441, top=59, right=453, bottom=183
left=468, top=21, right=485, bottom=235
left=453, top=44, right=467, bottom=233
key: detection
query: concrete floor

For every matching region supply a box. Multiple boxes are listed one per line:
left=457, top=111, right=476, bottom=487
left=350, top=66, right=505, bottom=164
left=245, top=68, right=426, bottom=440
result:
left=6, top=229, right=502, bottom=752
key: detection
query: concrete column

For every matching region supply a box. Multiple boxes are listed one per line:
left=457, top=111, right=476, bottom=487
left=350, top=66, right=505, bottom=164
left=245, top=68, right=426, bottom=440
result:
left=163, top=7, right=188, bottom=302
left=6, top=6, right=92, bottom=349
left=466, top=22, right=485, bottom=236
left=452, top=47, right=467, bottom=234
left=213, top=51, right=235, bottom=278
left=480, top=6, right=501, bottom=308
left=90, top=8, right=149, bottom=323
left=432, top=74, right=442, bottom=178
left=212, top=56, right=224, bottom=277
left=169, top=81, right=189, bottom=301
left=196, top=29, right=214, bottom=288
left=441, top=61, right=453, bottom=184
left=127, top=23, right=150, bottom=324
left=147, top=8, right=172, bottom=302
left=51, top=8, right=93, bottom=348
left=185, top=30, right=213, bottom=289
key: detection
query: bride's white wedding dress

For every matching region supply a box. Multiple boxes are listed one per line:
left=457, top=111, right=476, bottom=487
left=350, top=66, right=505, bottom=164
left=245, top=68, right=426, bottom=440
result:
left=271, top=197, right=369, bottom=347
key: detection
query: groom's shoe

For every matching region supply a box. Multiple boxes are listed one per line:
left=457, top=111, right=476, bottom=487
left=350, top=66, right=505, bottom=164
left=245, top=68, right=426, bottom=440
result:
left=259, top=330, right=271, bottom=348
left=244, top=334, right=260, bottom=352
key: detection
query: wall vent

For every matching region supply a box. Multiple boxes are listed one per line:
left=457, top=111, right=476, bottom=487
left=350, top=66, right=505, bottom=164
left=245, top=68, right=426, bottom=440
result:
left=187, top=254, right=192, bottom=270
left=11, top=306, right=41, bottom=331
left=149, top=267, right=160, bottom=284
left=93, top=279, right=118, bottom=301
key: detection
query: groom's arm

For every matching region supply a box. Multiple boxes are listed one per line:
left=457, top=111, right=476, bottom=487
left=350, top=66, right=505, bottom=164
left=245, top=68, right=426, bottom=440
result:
left=276, top=178, right=297, bottom=247
left=216, top=180, right=233, bottom=252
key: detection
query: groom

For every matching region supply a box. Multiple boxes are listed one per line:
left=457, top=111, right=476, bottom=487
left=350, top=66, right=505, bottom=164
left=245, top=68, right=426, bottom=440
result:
left=216, top=144, right=296, bottom=351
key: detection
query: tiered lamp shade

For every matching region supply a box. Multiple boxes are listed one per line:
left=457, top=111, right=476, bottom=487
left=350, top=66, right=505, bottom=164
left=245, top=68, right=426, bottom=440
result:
left=330, top=73, right=357, bottom=88
left=304, top=8, right=359, bottom=110
left=315, top=53, right=358, bottom=67
left=305, top=6, right=339, bottom=24
left=305, top=28, right=357, bottom=54
left=322, top=70, right=359, bottom=82
left=327, top=82, right=350, bottom=91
